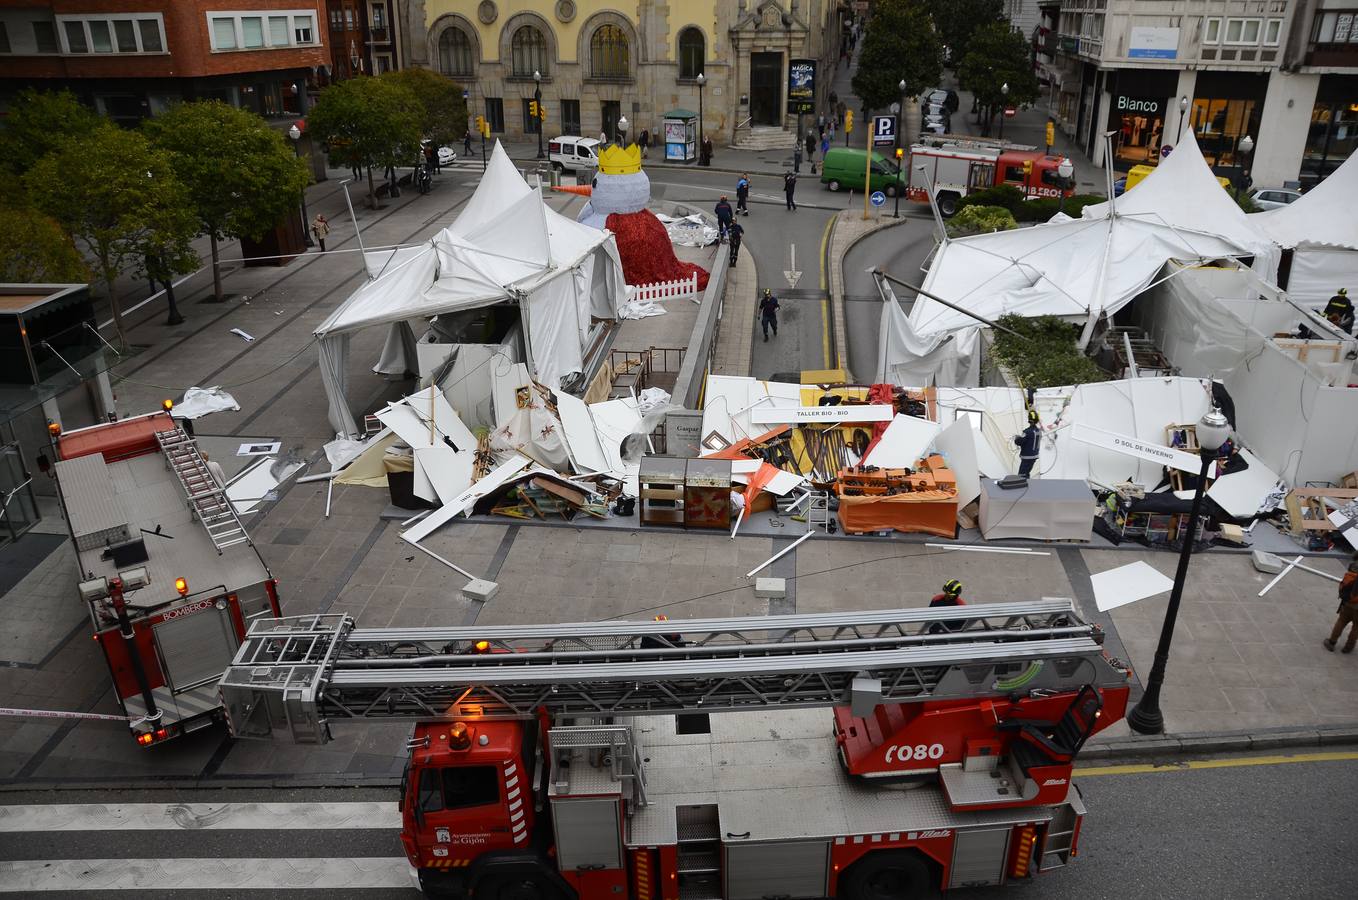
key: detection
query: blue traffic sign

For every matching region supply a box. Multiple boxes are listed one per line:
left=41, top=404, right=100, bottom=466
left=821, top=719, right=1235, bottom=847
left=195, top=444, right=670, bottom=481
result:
left=1159, top=143, right=1173, bottom=158
left=870, top=191, right=887, bottom=207
left=872, top=115, right=897, bottom=147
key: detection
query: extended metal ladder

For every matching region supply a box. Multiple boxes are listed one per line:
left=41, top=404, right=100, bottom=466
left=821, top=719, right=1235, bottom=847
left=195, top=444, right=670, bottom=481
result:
left=219, top=601, right=1129, bottom=744
left=156, top=428, right=250, bottom=553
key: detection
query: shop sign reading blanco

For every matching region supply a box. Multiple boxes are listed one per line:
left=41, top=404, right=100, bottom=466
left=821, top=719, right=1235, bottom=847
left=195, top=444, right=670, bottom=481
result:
left=750, top=404, right=895, bottom=424
left=1127, top=25, right=1179, bottom=59
left=1070, top=423, right=1200, bottom=473
left=1116, top=95, right=1163, bottom=116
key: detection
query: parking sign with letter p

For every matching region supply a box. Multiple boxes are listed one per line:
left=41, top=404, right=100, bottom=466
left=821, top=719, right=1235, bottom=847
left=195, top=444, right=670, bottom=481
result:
left=873, top=115, right=896, bottom=147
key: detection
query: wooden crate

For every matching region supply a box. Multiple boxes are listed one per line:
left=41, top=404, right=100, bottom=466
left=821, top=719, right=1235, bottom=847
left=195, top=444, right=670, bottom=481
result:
left=1284, top=488, right=1358, bottom=535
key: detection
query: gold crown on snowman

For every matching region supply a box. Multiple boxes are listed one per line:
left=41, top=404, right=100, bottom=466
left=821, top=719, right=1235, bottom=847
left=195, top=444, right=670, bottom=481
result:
left=598, top=143, right=642, bottom=175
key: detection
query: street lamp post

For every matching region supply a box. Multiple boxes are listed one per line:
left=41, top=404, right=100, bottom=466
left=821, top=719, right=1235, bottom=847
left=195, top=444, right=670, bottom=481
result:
left=1125, top=408, right=1232, bottom=735
left=1056, top=157, right=1074, bottom=215
left=534, top=70, right=545, bottom=160
left=287, top=124, right=313, bottom=248
left=618, top=115, right=629, bottom=148
left=998, top=82, right=1010, bottom=141
left=696, top=73, right=707, bottom=166
left=1236, top=134, right=1255, bottom=191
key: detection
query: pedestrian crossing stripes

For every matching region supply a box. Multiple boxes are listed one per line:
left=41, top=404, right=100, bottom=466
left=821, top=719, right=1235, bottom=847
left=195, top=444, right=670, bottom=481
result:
left=0, top=858, right=413, bottom=892
left=0, top=801, right=401, bottom=832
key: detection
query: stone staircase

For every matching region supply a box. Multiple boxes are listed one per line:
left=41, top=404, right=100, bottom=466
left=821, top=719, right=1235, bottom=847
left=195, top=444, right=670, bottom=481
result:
left=732, top=125, right=795, bottom=151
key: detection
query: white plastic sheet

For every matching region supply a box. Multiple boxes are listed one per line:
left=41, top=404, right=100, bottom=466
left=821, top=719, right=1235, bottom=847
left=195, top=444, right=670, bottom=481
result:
left=1091, top=561, right=1174, bottom=613
left=863, top=415, right=942, bottom=468
left=173, top=386, right=240, bottom=420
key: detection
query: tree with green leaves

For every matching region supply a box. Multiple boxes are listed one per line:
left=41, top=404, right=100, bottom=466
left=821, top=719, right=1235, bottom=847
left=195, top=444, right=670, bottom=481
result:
left=956, top=22, right=1040, bottom=136
left=379, top=68, right=468, bottom=148
left=25, top=126, right=199, bottom=345
left=0, top=207, right=90, bottom=283
left=307, top=76, right=423, bottom=207
left=144, top=101, right=310, bottom=303
left=852, top=0, right=944, bottom=112
left=945, top=204, right=1017, bottom=238
left=925, top=0, right=1004, bottom=67
left=0, top=88, right=102, bottom=178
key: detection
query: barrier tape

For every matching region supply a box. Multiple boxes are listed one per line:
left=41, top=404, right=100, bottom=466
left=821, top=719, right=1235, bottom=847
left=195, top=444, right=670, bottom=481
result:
left=0, top=707, right=133, bottom=724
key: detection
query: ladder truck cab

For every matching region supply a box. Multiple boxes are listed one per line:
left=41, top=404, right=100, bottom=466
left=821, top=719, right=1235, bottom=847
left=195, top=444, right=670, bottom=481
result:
left=52, top=411, right=280, bottom=747
left=907, top=136, right=1074, bottom=217
left=221, top=600, right=1130, bottom=900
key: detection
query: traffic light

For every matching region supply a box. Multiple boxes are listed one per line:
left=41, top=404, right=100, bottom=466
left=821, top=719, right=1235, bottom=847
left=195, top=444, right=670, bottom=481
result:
left=894, top=147, right=904, bottom=160
left=1022, top=159, right=1033, bottom=176
left=1045, top=120, right=1056, bottom=149
left=475, top=114, right=485, bottom=134
left=529, top=100, right=539, bottom=119
left=845, top=110, right=854, bottom=133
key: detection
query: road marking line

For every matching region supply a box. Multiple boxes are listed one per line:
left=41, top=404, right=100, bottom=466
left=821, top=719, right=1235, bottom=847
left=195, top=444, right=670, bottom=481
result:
left=1075, top=750, right=1358, bottom=778
left=0, top=802, right=401, bottom=832
left=0, top=858, right=413, bottom=892
left=819, top=215, right=835, bottom=368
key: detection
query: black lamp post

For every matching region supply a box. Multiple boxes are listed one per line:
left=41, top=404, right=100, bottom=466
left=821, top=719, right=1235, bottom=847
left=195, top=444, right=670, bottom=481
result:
left=998, top=82, right=1010, bottom=141
left=1177, top=95, right=1189, bottom=141
left=534, top=70, right=545, bottom=159
left=1126, top=408, right=1232, bottom=735
left=894, top=79, right=907, bottom=218
left=696, top=72, right=707, bottom=166
left=288, top=124, right=314, bottom=248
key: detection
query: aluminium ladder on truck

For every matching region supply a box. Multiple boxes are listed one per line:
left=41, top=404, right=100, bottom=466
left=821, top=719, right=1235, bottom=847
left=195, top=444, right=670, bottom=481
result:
left=219, top=599, right=1129, bottom=744
left=155, top=427, right=252, bottom=553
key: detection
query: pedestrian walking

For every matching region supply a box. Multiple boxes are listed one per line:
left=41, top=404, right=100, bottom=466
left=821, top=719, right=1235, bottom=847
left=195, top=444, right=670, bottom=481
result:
left=837, top=100, right=848, bottom=127
left=464, top=130, right=473, bottom=155
left=424, top=141, right=437, bottom=174
left=310, top=214, right=329, bottom=252
left=736, top=173, right=751, bottom=216
left=758, top=288, right=780, bottom=341
left=714, top=195, right=734, bottom=241
left=805, top=133, right=816, bottom=161
left=701, top=134, right=714, bottom=167
left=639, top=128, right=650, bottom=158
left=821, top=134, right=830, bottom=158
left=783, top=171, right=798, bottom=210
left=727, top=221, right=744, bottom=265
left=1324, top=553, right=1358, bottom=653
left=1014, top=408, right=1041, bottom=477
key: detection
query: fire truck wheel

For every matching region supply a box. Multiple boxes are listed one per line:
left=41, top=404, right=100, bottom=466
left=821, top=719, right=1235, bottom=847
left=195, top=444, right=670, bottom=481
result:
left=936, top=193, right=959, bottom=218
left=476, top=872, right=568, bottom=900
left=839, top=849, right=933, bottom=899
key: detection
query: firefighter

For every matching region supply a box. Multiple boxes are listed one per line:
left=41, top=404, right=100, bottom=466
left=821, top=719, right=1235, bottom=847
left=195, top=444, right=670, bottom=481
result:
left=714, top=195, right=734, bottom=242
left=1323, top=553, right=1358, bottom=653
left=928, top=580, right=967, bottom=633
left=1324, top=287, right=1354, bottom=334
left=758, top=288, right=780, bottom=341
left=642, top=614, right=683, bottom=649
left=1014, top=408, right=1041, bottom=477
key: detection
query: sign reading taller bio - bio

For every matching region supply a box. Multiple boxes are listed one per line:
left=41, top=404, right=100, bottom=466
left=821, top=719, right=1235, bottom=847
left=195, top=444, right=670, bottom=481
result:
left=788, top=59, right=816, bottom=114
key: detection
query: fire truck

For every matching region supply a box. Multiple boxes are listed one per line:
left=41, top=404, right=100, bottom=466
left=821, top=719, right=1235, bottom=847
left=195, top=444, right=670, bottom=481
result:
left=907, top=136, right=1074, bottom=217
left=53, top=411, right=280, bottom=747
left=221, top=599, right=1129, bottom=899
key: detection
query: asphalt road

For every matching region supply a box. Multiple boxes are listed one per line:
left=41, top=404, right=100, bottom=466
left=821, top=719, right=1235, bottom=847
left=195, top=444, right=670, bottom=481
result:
left=841, top=213, right=940, bottom=383
left=3, top=753, right=1353, bottom=898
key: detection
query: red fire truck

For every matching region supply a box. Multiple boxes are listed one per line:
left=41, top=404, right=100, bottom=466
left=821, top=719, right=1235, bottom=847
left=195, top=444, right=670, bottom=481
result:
left=53, top=411, right=280, bottom=747
left=222, top=599, right=1129, bottom=899
left=907, top=136, right=1074, bottom=216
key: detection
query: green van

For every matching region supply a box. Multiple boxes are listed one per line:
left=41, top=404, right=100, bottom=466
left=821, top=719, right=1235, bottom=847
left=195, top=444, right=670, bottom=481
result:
left=820, top=147, right=905, bottom=195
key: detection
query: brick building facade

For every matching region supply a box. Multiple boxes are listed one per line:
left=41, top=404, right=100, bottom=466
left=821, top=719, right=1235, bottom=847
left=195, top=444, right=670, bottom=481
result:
left=0, top=1, right=329, bottom=123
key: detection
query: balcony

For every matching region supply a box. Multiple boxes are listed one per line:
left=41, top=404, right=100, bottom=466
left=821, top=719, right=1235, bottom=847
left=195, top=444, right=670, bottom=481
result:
left=1306, top=42, right=1358, bottom=67
left=1306, top=9, right=1358, bottom=67
left=367, top=27, right=390, bottom=45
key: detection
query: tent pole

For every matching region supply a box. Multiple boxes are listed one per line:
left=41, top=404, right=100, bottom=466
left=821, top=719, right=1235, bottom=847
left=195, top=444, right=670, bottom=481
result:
left=340, top=180, right=369, bottom=280
left=871, top=269, right=1034, bottom=343
left=1078, top=131, right=1122, bottom=350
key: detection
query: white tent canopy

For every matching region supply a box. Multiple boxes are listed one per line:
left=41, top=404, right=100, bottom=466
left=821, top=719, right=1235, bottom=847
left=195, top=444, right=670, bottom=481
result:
left=316, top=142, right=626, bottom=436
left=1250, top=153, right=1358, bottom=306
left=1081, top=130, right=1280, bottom=277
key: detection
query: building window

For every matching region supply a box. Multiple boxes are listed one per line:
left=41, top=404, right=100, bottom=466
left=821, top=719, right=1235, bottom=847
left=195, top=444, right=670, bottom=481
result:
left=1304, top=95, right=1358, bottom=182
left=113, top=19, right=137, bottom=53
left=63, top=20, right=88, bottom=53
left=562, top=98, right=581, bottom=135
left=1264, top=19, right=1282, bottom=46
left=678, top=27, right=704, bottom=79
left=522, top=98, right=541, bottom=134
left=1312, top=10, right=1358, bottom=44
left=33, top=21, right=58, bottom=53
left=207, top=11, right=317, bottom=51
left=1222, top=17, right=1263, bottom=45
left=1204, top=17, right=1221, bottom=43
left=138, top=19, right=162, bottom=52
left=486, top=98, right=504, bottom=133
left=590, top=24, right=629, bottom=78
left=1190, top=97, right=1257, bottom=167
left=439, top=27, right=473, bottom=76
left=511, top=25, right=548, bottom=77
left=373, top=3, right=386, bottom=30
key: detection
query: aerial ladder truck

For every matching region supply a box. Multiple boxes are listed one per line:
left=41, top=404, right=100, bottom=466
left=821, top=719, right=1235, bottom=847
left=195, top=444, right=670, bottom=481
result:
left=219, top=598, right=1130, bottom=900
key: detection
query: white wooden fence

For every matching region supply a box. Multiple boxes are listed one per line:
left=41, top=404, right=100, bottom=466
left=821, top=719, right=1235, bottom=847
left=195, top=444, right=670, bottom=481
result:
left=631, top=273, right=700, bottom=304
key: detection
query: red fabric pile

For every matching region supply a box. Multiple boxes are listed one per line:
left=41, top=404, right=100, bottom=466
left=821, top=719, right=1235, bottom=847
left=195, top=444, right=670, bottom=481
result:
left=859, top=383, right=901, bottom=461
left=605, top=209, right=710, bottom=291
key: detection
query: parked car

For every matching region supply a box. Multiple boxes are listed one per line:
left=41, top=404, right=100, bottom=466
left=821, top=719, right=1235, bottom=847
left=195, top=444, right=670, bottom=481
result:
left=548, top=135, right=601, bottom=173
left=820, top=147, right=905, bottom=195
left=437, top=146, right=457, bottom=166
left=1249, top=187, right=1303, bottom=210
left=921, top=88, right=960, bottom=114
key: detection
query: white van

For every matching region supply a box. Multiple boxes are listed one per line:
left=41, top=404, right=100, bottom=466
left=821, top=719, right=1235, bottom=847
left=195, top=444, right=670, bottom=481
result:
left=548, top=136, right=601, bottom=173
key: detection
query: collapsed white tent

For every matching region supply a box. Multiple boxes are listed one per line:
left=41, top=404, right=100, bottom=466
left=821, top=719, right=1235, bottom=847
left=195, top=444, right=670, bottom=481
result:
left=881, top=217, right=1249, bottom=386
left=1251, top=153, right=1358, bottom=306
left=316, top=142, right=627, bottom=436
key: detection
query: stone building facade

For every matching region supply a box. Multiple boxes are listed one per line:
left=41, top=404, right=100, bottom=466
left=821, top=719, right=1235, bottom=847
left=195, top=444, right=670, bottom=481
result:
left=414, top=0, right=847, bottom=144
